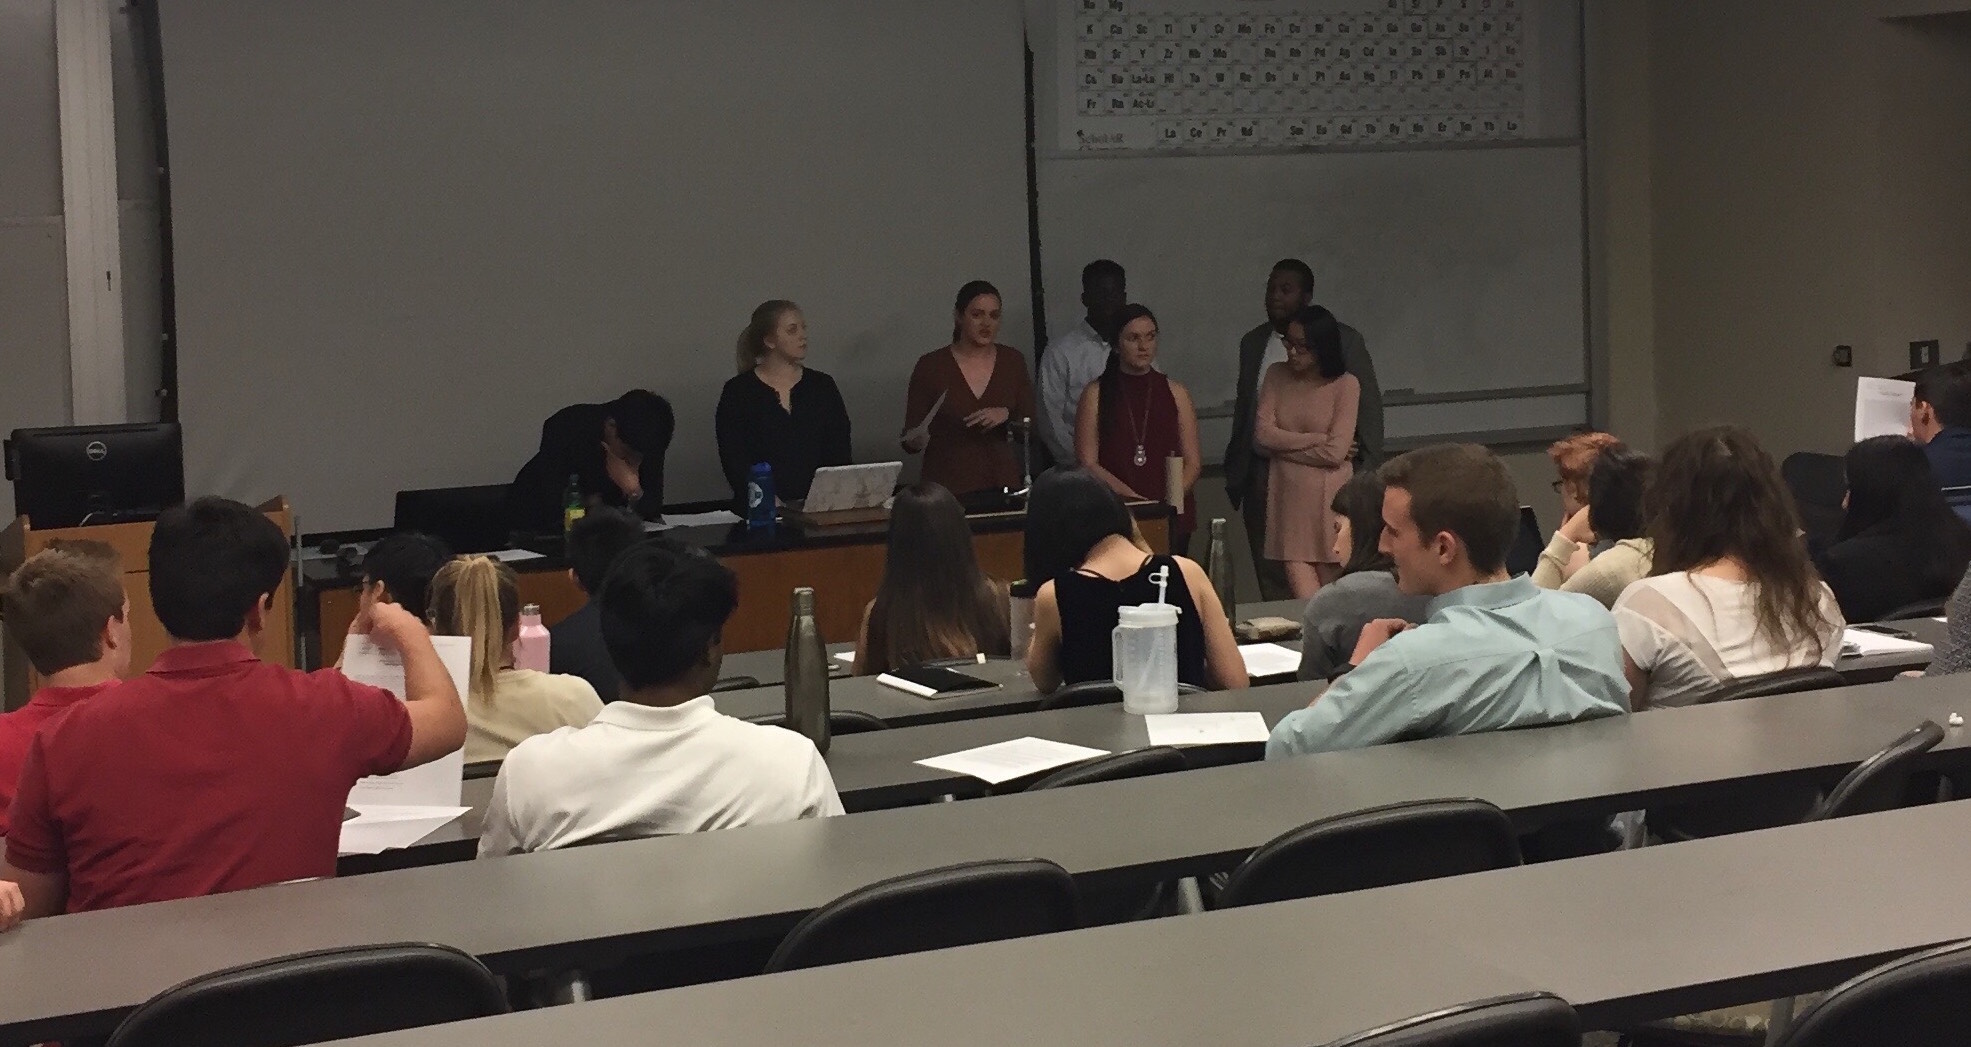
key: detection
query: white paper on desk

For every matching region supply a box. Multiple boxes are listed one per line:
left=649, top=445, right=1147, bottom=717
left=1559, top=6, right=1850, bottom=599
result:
left=1239, top=642, right=1302, bottom=678
left=486, top=548, right=544, bottom=563
left=1839, top=627, right=1934, bottom=659
left=915, top=737, right=1109, bottom=785
left=901, top=389, right=948, bottom=449
left=338, top=804, right=470, bottom=855
left=833, top=650, right=855, bottom=665
left=1144, top=712, right=1272, bottom=747
left=340, top=634, right=471, bottom=808
left=1855, top=377, right=1915, bottom=441
left=645, top=509, right=743, bottom=532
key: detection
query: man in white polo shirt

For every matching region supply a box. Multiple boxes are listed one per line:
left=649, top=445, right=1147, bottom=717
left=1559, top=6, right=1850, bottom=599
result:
left=478, top=538, right=841, bottom=856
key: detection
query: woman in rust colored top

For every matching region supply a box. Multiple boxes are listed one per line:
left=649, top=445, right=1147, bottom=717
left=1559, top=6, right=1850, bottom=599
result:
left=900, top=280, right=1035, bottom=496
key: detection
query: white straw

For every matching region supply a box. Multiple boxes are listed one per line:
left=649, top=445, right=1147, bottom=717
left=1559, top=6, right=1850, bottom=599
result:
left=1150, top=563, right=1171, bottom=606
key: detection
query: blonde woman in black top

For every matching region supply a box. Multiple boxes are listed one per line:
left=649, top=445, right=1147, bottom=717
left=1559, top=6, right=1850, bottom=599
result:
left=715, top=300, right=853, bottom=509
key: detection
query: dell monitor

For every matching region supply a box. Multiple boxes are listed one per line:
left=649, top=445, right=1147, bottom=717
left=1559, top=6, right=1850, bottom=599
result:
left=4, top=422, right=186, bottom=528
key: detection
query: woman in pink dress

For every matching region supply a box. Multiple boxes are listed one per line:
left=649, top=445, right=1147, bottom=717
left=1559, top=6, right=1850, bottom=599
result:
left=1256, top=305, right=1361, bottom=599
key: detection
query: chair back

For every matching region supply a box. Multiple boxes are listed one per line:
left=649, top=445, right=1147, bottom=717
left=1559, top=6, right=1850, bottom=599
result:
left=1028, top=747, right=1186, bottom=791
left=1769, top=938, right=1971, bottom=1047
left=1696, top=666, right=1845, bottom=705
left=105, top=943, right=507, bottom=1047
left=392, top=485, right=513, bottom=554
left=1505, top=506, right=1543, bottom=577
left=1037, top=680, right=1205, bottom=711
left=763, top=859, right=1080, bottom=973
left=744, top=709, right=889, bottom=735
left=711, top=675, right=762, bottom=692
left=1784, top=451, right=1846, bottom=548
left=1809, top=720, right=1946, bottom=821
left=462, top=760, right=501, bottom=781
left=1323, top=991, right=1580, bottom=1047
left=1217, top=799, right=1521, bottom=909
left=1877, top=598, right=1948, bottom=621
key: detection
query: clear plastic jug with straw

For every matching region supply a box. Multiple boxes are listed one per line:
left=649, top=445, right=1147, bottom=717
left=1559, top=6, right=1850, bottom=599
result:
left=1112, top=562, right=1181, bottom=714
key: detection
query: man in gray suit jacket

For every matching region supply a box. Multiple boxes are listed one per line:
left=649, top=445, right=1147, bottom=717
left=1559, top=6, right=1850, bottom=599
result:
left=1224, top=259, right=1382, bottom=601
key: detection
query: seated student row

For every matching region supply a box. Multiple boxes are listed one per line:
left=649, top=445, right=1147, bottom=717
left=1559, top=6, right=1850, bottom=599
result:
left=0, top=423, right=1954, bottom=927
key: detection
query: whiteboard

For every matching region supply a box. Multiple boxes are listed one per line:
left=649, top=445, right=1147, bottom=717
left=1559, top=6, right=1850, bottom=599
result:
left=158, top=0, right=1031, bottom=531
left=1030, top=0, right=1587, bottom=441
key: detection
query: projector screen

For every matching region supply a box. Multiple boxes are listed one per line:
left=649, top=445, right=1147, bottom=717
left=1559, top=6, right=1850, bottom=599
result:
left=157, top=0, right=1032, bottom=531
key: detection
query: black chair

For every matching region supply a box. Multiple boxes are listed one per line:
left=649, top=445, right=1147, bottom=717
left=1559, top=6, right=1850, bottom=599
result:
left=1767, top=938, right=1971, bottom=1047
left=392, top=485, right=514, bottom=554
left=1877, top=598, right=1948, bottom=622
left=763, top=859, right=1080, bottom=973
left=1808, top=720, right=1946, bottom=821
left=1027, top=746, right=1187, bottom=790
left=711, top=675, right=762, bottom=692
left=1037, top=680, right=1206, bottom=711
left=1323, top=991, right=1580, bottom=1047
left=743, top=709, right=890, bottom=735
left=1505, top=506, right=1543, bottom=578
left=104, top=943, right=508, bottom=1047
left=1782, top=451, right=1846, bottom=551
left=462, top=760, right=501, bottom=781
left=1216, top=799, right=1521, bottom=909
left=1646, top=667, right=1848, bottom=842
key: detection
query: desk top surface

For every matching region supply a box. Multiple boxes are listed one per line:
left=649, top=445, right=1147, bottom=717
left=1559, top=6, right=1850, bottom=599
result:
left=10, top=674, right=1971, bottom=1042
left=328, top=800, right=1971, bottom=1047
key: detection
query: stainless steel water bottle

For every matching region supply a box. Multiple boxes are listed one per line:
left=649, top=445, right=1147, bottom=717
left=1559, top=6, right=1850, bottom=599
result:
left=1206, top=517, right=1236, bottom=628
left=784, top=587, right=831, bottom=754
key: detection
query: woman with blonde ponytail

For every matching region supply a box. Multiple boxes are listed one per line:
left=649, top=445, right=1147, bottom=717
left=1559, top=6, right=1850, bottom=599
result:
left=713, top=300, right=853, bottom=510
left=427, top=556, right=602, bottom=762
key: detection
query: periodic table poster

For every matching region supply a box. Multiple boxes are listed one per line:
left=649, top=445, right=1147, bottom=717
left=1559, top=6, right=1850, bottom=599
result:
left=1051, top=0, right=1570, bottom=155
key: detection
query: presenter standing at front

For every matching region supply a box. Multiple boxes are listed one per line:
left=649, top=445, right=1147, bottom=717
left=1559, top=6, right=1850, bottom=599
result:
left=715, top=300, right=852, bottom=510
left=900, top=280, right=1035, bottom=497
left=1074, top=304, right=1201, bottom=554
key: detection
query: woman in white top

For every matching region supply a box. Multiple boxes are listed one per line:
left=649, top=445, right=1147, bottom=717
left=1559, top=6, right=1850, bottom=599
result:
left=1614, top=426, right=1845, bottom=710
left=427, top=555, right=603, bottom=762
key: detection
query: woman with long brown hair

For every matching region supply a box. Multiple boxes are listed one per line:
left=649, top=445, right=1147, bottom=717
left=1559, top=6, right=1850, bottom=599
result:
left=853, top=483, right=1012, bottom=675
left=899, top=281, right=1034, bottom=496
left=427, top=556, right=602, bottom=762
left=1612, top=426, right=1843, bottom=709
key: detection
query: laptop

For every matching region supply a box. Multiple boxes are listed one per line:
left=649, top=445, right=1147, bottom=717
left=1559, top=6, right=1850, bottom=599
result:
left=797, top=462, right=903, bottom=514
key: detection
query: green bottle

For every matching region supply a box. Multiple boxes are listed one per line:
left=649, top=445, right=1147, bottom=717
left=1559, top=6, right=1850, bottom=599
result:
left=562, top=474, right=586, bottom=534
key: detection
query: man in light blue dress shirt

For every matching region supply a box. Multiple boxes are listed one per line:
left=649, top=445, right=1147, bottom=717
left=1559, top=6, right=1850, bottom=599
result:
left=1036, top=260, right=1127, bottom=466
left=1267, top=443, right=1629, bottom=759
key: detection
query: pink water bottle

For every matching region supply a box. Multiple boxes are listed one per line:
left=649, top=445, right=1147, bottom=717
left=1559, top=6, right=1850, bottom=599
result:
left=513, top=603, right=551, bottom=672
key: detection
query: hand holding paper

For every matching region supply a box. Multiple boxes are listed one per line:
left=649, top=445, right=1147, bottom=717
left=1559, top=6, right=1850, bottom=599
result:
left=901, top=390, right=948, bottom=452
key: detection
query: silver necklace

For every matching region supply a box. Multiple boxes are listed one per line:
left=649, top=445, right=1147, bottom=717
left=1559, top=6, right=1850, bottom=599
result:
left=1121, top=373, right=1152, bottom=467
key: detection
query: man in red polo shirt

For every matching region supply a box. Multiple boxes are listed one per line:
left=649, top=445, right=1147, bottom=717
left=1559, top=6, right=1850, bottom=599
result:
left=0, top=540, right=131, bottom=837
left=0, top=497, right=466, bottom=925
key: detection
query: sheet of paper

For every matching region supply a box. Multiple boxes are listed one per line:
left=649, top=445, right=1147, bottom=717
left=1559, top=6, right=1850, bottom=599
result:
left=1144, top=712, right=1273, bottom=747
left=1839, top=627, right=1935, bottom=658
left=337, top=804, right=470, bottom=855
left=1239, top=642, right=1302, bottom=678
left=341, top=634, right=471, bottom=807
left=833, top=650, right=855, bottom=665
left=901, top=389, right=948, bottom=448
left=646, top=509, right=743, bottom=532
left=486, top=548, right=544, bottom=563
left=915, top=737, right=1109, bottom=785
left=1855, top=377, right=1915, bottom=441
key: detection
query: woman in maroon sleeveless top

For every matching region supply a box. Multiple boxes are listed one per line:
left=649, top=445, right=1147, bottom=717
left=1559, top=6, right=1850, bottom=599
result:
left=1073, top=304, right=1202, bottom=551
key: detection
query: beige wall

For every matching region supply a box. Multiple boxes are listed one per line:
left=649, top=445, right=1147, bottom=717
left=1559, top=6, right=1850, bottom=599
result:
left=1645, top=1, right=1971, bottom=456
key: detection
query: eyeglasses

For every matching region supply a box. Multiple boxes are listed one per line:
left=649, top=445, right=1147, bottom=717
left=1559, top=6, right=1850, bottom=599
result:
left=1549, top=480, right=1565, bottom=492
left=1283, top=337, right=1310, bottom=352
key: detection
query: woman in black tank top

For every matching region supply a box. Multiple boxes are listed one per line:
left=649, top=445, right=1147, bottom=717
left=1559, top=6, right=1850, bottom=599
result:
left=1022, top=469, right=1246, bottom=693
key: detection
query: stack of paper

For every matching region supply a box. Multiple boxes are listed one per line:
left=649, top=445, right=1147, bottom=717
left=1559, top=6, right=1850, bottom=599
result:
left=1839, top=627, right=1934, bottom=659
left=915, top=737, right=1109, bottom=785
left=1854, top=377, right=1915, bottom=442
left=1143, top=712, right=1272, bottom=747
left=1238, top=642, right=1302, bottom=678
left=338, top=634, right=474, bottom=855
left=646, top=510, right=743, bottom=532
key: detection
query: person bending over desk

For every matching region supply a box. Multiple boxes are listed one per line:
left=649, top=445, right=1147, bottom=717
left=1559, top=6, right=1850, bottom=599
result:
left=508, top=389, right=674, bottom=533
left=1815, top=435, right=1971, bottom=625
left=901, top=280, right=1035, bottom=496
left=1023, top=468, right=1245, bottom=693
left=855, top=483, right=1011, bottom=676
left=0, top=498, right=465, bottom=925
left=551, top=507, right=648, bottom=702
left=1266, top=445, right=1628, bottom=759
left=1613, top=426, right=1843, bottom=711
left=428, top=556, right=602, bottom=763
left=1076, top=304, right=1202, bottom=553
left=716, top=300, right=852, bottom=508
left=0, top=541, right=129, bottom=839
left=480, top=538, right=841, bottom=855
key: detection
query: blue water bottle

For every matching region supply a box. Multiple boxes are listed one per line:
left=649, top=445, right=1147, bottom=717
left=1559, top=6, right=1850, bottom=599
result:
left=746, top=462, right=776, bottom=533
